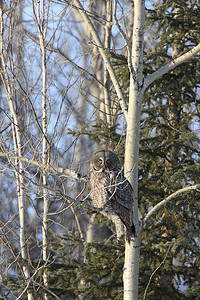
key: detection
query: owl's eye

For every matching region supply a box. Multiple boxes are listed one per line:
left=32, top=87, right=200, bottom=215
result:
left=98, top=158, right=103, bottom=164
left=106, top=158, right=110, bottom=165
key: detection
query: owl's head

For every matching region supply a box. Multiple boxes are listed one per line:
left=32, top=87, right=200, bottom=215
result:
left=90, top=149, right=120, bottom=172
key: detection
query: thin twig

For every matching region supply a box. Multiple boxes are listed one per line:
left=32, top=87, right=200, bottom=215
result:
left=143, top=239, right=175, bottom=300
left=113, top=0, right=135, bottom=81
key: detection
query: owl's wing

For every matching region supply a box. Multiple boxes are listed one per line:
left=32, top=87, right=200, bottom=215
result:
left=110, top=175, right=135, bottom=239
left=114, top=175, right=133, bottom=209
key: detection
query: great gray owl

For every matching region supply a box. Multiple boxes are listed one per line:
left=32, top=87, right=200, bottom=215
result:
left=89, top=149, right=135, bottom=242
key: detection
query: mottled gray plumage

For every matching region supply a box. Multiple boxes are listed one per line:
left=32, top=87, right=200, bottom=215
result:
left=89, top=149, right=135, bottom=241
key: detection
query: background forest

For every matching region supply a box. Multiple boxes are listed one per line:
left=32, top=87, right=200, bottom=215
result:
left=0, top=0, right=199, bottom=299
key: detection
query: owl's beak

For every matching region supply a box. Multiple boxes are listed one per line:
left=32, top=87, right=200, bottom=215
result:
left=102, top=165, right=110, bottom=173
left=101, top=165, right=109, bottom=172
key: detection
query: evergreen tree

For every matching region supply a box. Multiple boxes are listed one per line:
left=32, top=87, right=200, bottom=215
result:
left=139, top=1, right=200, bottom=298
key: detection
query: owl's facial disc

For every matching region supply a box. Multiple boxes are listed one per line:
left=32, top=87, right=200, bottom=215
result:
left=91, top=150, right=120, bottom=173
left=93, top=157, right=114, bottom=173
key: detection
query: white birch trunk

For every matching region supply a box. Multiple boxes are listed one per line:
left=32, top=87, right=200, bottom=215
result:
left=103, top=0, right=112, bottom=125
left=124, top=1, right=145, bottom=299
left=35, top=1, right=49, bottom=298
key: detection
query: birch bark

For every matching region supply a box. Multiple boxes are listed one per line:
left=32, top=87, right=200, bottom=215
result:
left=103, top=0, right=112, bottom=125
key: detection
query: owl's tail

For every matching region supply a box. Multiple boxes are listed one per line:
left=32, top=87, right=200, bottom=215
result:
left=126, top=222, right=135, bottom=243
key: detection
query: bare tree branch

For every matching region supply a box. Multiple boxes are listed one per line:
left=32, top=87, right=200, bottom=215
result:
left=142, top=184, right=200, bottom=228
left=144, top=43, right=200, bottom=89
left=0, top=152, right=87, bottom=181
left=22, top=26, right=104, bottom=88
left=113, top=0, right=135, bottom=81
left=71, top=0, right=128, bottom=119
